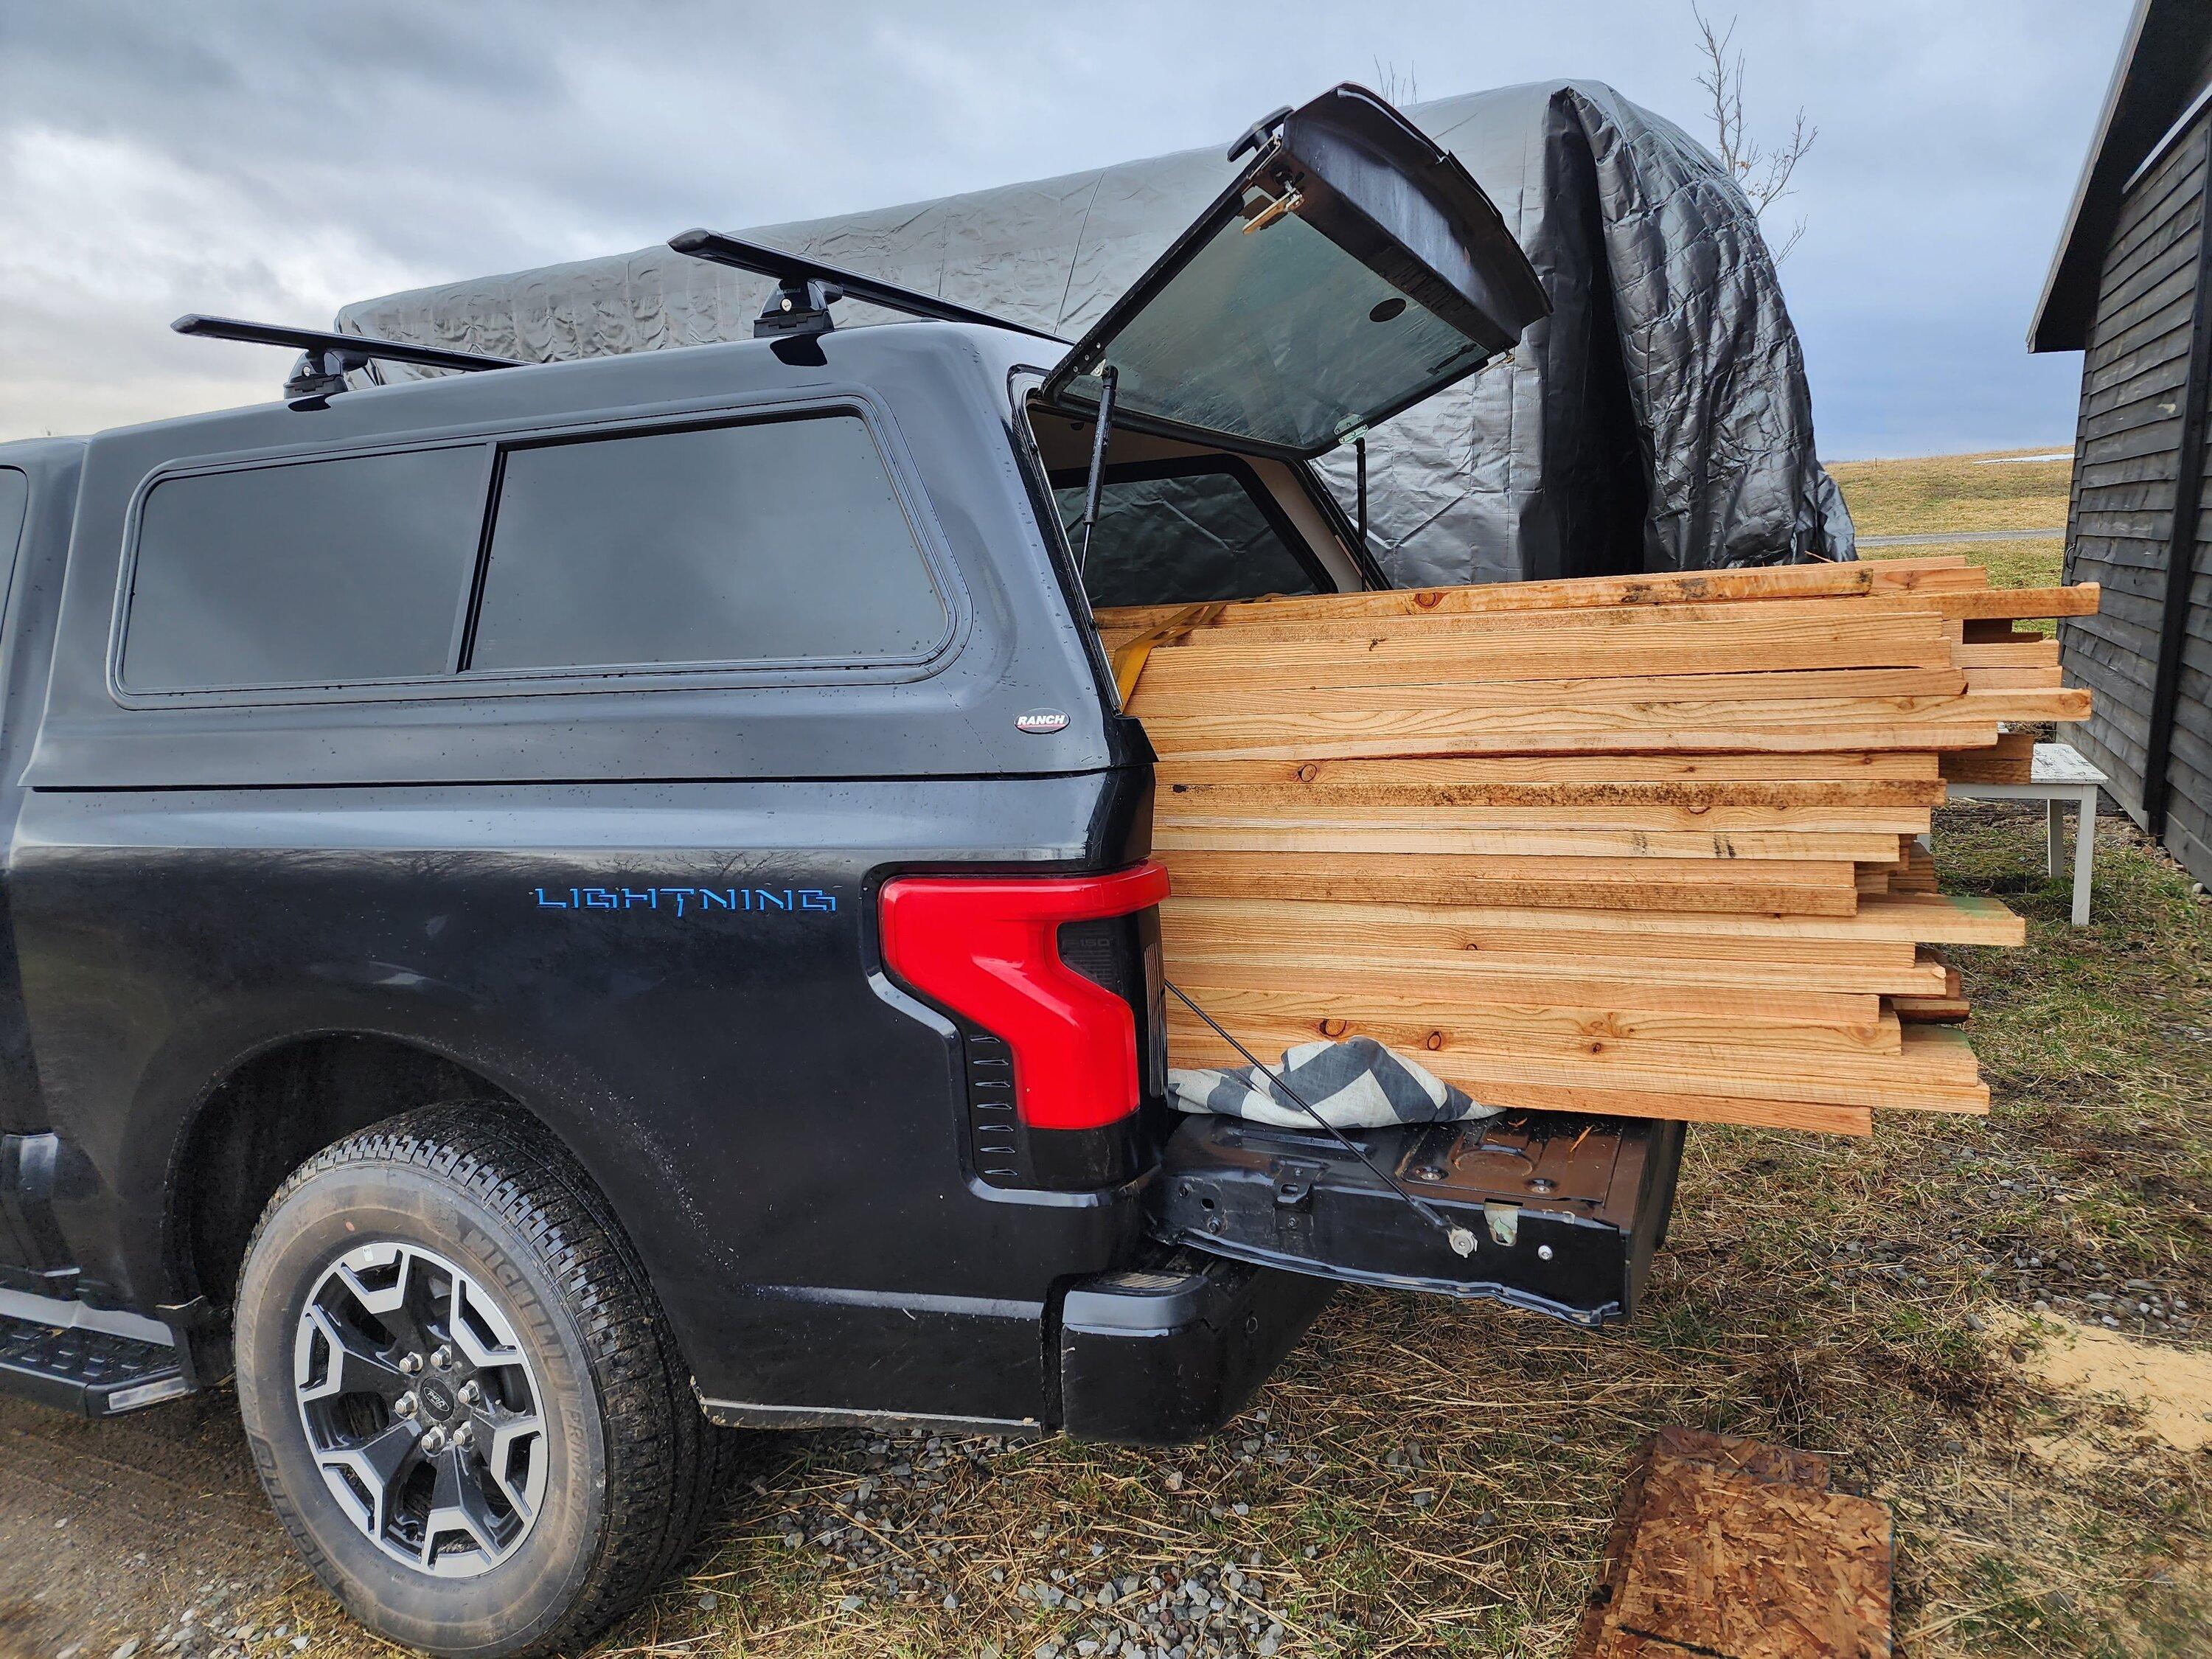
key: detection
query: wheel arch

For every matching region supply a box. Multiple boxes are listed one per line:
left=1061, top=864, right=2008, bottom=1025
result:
left=137, top=1011, right=721, bottom=1375
left=164, top=1029, right=523, bottom=1312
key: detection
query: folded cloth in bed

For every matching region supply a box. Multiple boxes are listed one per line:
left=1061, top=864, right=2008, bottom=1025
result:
left=1169, top=1036, right=1506, bottom=1130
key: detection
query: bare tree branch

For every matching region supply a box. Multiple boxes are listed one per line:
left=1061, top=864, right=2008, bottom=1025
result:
left=1371, top=58, right=1418, bottom=107
left=1691, top=4, right=1817, bottom=257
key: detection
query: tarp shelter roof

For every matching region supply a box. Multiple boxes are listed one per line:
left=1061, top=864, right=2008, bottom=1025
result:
left=339, top=80, right=1851, bottom=584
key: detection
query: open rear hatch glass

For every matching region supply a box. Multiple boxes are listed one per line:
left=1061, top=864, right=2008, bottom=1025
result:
left=1151, top=1113, right=1685, bottom=1328
left=1041, top=83, right=1549, bottom=459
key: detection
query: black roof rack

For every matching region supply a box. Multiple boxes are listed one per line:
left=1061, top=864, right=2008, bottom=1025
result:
left=171, top=314, right=522, bottom=408
left=667, top=229, right=1067, bottom=345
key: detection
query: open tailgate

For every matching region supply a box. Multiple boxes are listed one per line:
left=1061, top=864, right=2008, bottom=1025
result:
left=1150, top=1113, right=1685, bottom=1329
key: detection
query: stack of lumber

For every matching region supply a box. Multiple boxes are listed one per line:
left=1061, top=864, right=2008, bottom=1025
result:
left=1097, top=557, right=2098, bottom=1136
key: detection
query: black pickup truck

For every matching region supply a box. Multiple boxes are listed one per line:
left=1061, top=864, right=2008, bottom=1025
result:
left=0, top=88, right=1681, bottom=1655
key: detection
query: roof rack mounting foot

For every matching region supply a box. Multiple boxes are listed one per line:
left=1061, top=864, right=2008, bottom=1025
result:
left=754, top=275, right=844, bottom=341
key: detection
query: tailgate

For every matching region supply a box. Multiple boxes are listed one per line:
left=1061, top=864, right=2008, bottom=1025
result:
left=1150, top=1113, right=1685, bottom=1328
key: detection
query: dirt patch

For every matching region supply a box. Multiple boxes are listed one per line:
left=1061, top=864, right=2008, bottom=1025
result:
left=1991, top=1307, right=2212, bottom=1454
left=0, top=1391, right=296, bottom=1659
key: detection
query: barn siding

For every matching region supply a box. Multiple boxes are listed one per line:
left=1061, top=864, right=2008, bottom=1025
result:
left=2062, top=100, right=2212, bottom=888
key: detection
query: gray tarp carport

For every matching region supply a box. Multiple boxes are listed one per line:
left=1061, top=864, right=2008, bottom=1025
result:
left=338, top=80, right=1853, bottom=587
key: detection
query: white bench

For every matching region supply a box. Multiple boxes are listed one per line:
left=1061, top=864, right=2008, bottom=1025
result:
left=1944, top=742, right=2105, bottom=926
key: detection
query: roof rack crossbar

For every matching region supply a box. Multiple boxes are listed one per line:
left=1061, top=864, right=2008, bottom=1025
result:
left=171, top=314, right=521, bottom=407
left=667, top=229, right=1068, bottom=345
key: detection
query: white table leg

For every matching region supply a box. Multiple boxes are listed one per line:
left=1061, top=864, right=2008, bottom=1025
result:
left=2047, top=799, right=2065, bottom=878
left=2071, top=785, right=2096, bottom=927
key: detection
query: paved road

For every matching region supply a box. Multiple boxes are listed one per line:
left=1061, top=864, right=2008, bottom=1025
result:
left=0, top=1391, right=296, bottom=1659
left=1857, top=527, right=2065, bottom=547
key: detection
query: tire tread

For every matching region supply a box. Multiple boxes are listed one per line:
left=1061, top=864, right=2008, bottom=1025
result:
left=240, top=1103, right=723, bottom=1657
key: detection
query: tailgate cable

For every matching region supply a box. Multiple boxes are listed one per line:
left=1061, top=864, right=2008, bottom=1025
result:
left=1164, top=978, right=1478, bottom=1259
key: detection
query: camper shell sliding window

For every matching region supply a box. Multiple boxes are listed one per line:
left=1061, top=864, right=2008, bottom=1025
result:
left=111, top=408, right=953, bottom=702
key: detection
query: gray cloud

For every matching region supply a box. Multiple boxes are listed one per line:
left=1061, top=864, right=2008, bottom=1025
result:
left=0, top=0, right=2134, bottom=454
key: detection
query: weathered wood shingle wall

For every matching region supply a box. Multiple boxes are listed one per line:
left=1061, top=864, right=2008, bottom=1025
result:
left=2061, top=102, right=2212, bottom=886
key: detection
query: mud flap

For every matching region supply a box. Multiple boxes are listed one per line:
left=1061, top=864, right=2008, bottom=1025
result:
left=1149, top=1113, right=1684, bottom=1329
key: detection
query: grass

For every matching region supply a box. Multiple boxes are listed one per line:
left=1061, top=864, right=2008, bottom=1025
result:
left=248, top=454, right=2211, bottom=1658
left=1828, top=447, right=2073, bottom=538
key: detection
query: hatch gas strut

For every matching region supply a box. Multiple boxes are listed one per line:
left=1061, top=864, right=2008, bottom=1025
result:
left=1074, top=366, right=1120, bottom=572
left=171, top=314, right=521, bottom=409
left=667, top=228, right=1068, bottom=345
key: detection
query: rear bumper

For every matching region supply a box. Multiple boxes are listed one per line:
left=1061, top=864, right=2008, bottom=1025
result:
left=1057, top=1253, right=1334, bottom=1445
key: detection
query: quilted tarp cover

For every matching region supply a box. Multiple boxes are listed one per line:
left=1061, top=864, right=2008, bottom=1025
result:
left=337, top=80, right=1853, bottom=583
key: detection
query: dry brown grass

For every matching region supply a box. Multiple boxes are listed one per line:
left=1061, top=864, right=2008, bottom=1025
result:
left=1829, top=448, right=2072, bottom=538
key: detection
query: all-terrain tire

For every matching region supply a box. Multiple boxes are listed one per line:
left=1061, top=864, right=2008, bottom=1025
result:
left=232, top=1104, right=725, bottom=1658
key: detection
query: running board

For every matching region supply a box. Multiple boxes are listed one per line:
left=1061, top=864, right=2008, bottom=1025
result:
left=0, top=1310, right=191, bottom=1417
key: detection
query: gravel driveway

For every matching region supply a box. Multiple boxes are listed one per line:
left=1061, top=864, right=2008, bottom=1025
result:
left=0, top=1391, right=296, bottom=1659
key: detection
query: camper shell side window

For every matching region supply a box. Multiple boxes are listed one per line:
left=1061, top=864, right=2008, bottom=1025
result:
left=110, top=404, right=957, bottom=704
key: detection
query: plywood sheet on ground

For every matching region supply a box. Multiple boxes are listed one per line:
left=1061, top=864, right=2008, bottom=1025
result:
left=1571, top=1428, right=1893, bottom=1659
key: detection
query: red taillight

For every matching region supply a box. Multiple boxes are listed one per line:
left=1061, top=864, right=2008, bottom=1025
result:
left=879, top=861, right=1170, bottom=1132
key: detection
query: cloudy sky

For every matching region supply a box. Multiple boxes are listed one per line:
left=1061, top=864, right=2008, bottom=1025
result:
left=0, top=0, right=2135, bottom=457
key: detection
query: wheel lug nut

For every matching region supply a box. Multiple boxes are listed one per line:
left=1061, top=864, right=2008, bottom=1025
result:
left=458, top=1382, right=481, bottom=1405
left=430, top=1346, right=454, bottom=1371
left=422, top=1427, right=447, bottom=1453
left=453, top=1423, right=474, bottom=1450
left=394, top=1393, right=417, bottom=1418
left=398, top=1354, right=424, bottom=1375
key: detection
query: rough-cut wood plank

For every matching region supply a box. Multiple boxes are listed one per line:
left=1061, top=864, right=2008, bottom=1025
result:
left=1106, top=598, right=1957, bottom=651
left=1159, top=751, right=1946, bottom=796
left=1159, top=911, right=1938, bottom=987
left=1157, top=893, right=2023, bottom=950
left=1896, top=1023, right=1983, bottom=1082
left=1094, top=560, right=1982, bottom=633
left=1165, top=959, right=1938, bottom=1015
left=1164, top=984, right=1899, bottom=1060
left=1963, top=664, right=2066, bottom=689
left=1953, top=640, right=2062, bottom=667
left=1161, top=850, right=1862, bottom=915
left=1933, top=687, right=2092, bottom=722
left=1166, top=943, right=1946, bottom=1000
left=1940, top=729, right=2036, bottom=782
left=1166, top=1014, right=1973, bottom=1117
left=1172, top=957, right=1888, bottom=1026
left=1130, top=591, right=1963, bottom=638
left=1141, top=708, right=2006, bottom=762
left=1155, top=821, right=1910, bottom=862
left=1179, top=995, right=1973, bottom=1086
left=1133, top=619, right=1952, bottom=693
left=1927, top=583, right=2101, bottom=620
left=1891, top=992, right=1970, bottom=1023
left=1161, top=798, right=1938, bottom=834
left=1166, top=751, right=1948, bottom=781
left=1135, top=667, right=1971, bottom=717
left=1893, top=841, right=1939, bottom=894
